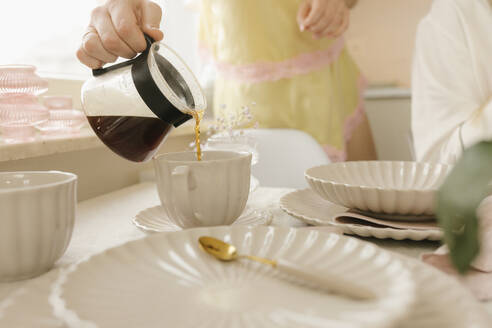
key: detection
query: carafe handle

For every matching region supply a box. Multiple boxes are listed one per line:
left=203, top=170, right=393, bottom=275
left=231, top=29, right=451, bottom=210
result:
left=91, top=34, right=155, bottom=77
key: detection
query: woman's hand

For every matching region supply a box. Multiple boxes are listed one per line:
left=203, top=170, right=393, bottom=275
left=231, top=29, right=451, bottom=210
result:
left=297, top=0, right=350, bottom=39
left=77, top=0, right=164, bottom=69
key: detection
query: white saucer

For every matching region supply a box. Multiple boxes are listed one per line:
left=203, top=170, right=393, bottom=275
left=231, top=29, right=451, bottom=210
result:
left=133, top=206, right=273, bottom=233
left=280, top=189, right=443, bottom=241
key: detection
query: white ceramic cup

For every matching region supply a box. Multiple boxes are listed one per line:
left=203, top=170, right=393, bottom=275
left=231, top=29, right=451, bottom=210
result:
left=0, top=171, right=77, bottom=282
left=153, top=151, right=251, bottom=228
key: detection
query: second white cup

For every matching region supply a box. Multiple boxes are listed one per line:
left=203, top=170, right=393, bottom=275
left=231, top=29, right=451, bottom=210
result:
left=153, top=151, right=251, bottom=228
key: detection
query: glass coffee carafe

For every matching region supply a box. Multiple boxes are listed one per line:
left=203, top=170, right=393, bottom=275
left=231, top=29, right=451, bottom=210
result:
left=81, top=35, right=206, bottom=162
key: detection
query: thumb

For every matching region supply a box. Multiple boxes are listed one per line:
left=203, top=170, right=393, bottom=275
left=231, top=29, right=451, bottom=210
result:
left=297, top=0, right=312, bottom=31
left=141, top=0, right=164, bottom=41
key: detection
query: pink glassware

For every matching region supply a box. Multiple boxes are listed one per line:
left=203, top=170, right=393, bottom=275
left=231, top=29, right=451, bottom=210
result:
left=0, top=65, right=49, bottom=143
left=0, top=95, right=49, bottom=143
left=0, top=95, right=49, bottom=125
left=36, top=109, right=87, bottom=138
left=37, top=95, right=86, bottom=137
left=43, top=96, right=72, bottom=110
left=0, top=65, right=48, bottom=96
left=0, top=123, right=37, bottom=144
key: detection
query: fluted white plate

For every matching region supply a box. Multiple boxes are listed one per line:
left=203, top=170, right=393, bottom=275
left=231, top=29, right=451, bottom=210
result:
left=280, top=189, right=443, bottom=241
left=2, top=248, right=489, bottom=327
left=133, top=206, right=273, bottom=233
left=305, top=161, right=451, bottom=216
left=49, top=226, right=415, bottom=328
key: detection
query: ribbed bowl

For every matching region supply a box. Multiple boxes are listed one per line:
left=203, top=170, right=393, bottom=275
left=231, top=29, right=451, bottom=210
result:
left=0, top=94, right=49, bottom=126
left=36, top=110, right=87, bottom=135
left=305, top=161, right=452, bottom=216
left=0, top=171, right=77, bottom=282
left=0, top=65, right=48, bottom=96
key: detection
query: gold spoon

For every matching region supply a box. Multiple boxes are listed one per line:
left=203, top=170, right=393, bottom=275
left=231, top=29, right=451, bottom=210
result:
left=198, top=236, right=376, bottom=300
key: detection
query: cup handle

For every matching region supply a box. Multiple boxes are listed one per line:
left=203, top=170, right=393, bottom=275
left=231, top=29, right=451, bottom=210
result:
left=171, top=165, right=200, bottom=225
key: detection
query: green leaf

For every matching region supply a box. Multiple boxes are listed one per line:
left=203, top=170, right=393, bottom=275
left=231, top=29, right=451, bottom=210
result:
left=437, top=141, right=492, bottom=273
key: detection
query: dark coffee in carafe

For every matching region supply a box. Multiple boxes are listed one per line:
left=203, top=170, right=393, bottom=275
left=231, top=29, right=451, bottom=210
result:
left=81, top=35, right=207, bottom=162
left=87, top=116, right=172, bottom=162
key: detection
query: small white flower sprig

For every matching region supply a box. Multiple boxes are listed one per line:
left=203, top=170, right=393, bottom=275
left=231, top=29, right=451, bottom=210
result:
left=208, top=102, right=258, bottom=136
left=189, top=102, right=258, bottom=150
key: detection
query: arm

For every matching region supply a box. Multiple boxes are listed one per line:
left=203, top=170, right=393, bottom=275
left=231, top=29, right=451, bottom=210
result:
left=460, top=97, right=492, bottom=149
left=411, top=0, right=491, bottom=163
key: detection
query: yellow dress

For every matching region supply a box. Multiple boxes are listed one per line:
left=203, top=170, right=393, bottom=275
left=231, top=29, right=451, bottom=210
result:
left=199, top=0, right=365, bottom=161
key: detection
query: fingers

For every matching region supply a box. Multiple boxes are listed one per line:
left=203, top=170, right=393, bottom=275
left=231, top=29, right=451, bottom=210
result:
left=302, top=0, right=325, bottom=29
left=297, top=0, right=312, bottom=31
left=307, top=0, right=349, bottom=39
left=329, top=9, right=349, bottom=38
left=77, top=0, right=164, bottom=69
left=315, top=7, right=342, bottom=38
left=141, top=0, right=164, bottom=41
left=76, top=46, right=103, bottom=69
left=82, top=27, right=118, bottom=63
left=107, top=1, right=147, bottom=53
left=309, top=11, right=333, bottom=36
left=90, top=6, right=137, bottom=59
left=308, top=0, right=339, bottom=35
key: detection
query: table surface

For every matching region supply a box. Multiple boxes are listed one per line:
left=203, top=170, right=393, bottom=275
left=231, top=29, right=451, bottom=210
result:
left=1, top=182, right=491, bottom=324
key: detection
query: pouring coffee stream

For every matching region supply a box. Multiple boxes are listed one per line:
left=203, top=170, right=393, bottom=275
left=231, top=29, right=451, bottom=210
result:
left=82, top=34, right=207, bottom=162
left=191, top=110, right=204, bottom=161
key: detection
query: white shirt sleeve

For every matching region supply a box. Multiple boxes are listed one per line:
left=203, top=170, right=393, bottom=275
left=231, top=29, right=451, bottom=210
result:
left=461, top=97, right=492, bottom=147
left=411, top=0, right=492, bottom=164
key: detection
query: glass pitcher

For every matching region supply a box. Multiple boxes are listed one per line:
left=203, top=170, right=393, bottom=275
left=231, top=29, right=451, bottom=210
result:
left=81, top=35, right=206, bottom=162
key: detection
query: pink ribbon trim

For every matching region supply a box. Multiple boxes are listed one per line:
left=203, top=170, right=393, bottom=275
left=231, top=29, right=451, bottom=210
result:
left=323, top=75, right=368, bottom=162
left=199, top=37, right=346, bottom=83
left=199, top=39, right=366, bottom=162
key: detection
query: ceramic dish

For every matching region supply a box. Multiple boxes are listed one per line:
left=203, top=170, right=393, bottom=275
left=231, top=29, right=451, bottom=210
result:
left=133, top=206, right=272, bottom=233
left=49, top=226, right=415, bottom=328
left=0, top=171, right=77, bottom=282
left=305, top=161, right=451, bottom=216
left=280, top=189, right=443, bottom=241
left=1, top=246, right=489, bottom=327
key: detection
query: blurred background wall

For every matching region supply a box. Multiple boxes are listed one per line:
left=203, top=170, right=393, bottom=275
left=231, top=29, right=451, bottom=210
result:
left=346, top=0, right=433, bottom=87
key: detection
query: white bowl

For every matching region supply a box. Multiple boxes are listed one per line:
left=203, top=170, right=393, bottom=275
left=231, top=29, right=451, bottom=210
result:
left=305, top=161, right=451, bottom=216
left=0, top=171, right=77, bottom=282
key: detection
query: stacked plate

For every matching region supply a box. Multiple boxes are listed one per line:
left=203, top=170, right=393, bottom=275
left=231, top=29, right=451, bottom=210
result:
left=281, top=161, right=452, bottom=240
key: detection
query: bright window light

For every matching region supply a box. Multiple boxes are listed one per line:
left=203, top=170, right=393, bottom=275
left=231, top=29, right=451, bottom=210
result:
left=0, top=0, right=198, bottom=78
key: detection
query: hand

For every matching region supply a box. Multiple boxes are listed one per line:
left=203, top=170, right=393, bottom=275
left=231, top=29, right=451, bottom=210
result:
left=77, top=0, right=164, bottom=69
left=297, top=0, right=350, bottom=39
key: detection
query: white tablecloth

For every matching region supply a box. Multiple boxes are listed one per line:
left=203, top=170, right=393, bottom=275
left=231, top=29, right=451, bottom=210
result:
left=0, top=183, right=490, bottom=325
